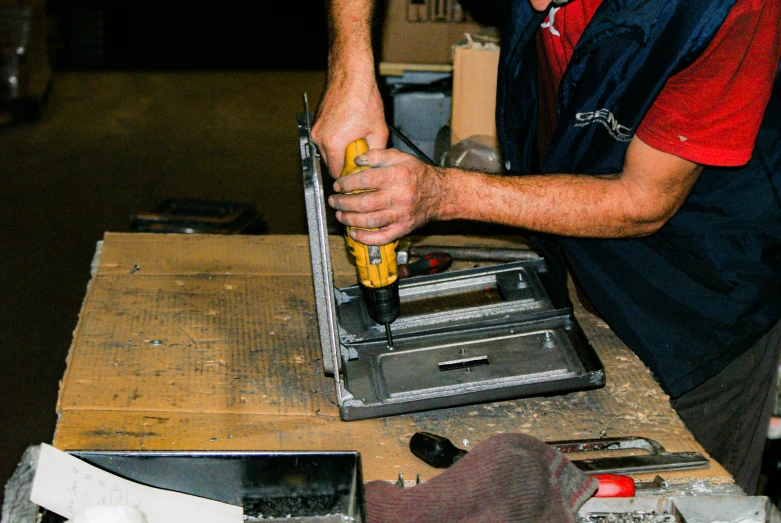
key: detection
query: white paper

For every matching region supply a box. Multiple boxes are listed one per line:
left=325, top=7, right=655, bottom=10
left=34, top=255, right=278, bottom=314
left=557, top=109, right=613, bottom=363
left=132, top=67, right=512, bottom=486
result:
left=67, top=505, right=148, bottom=523
left=30, top=444, right=243, bottom=523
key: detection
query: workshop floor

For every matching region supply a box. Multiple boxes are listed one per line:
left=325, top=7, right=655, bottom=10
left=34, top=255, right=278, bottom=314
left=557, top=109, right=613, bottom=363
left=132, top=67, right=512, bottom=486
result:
left=0, top=71, right=325, bottom=505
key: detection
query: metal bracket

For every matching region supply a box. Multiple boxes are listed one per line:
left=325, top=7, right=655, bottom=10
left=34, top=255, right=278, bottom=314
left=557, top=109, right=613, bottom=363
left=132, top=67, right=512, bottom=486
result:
left=298, top=94, right=605, bottom=421
left=549, top=436, right=710, bottom=475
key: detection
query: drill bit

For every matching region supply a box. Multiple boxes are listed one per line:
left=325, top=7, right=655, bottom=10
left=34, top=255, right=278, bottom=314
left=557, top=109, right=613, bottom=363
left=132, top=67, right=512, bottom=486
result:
left=385, top=323, right=394, bottom=349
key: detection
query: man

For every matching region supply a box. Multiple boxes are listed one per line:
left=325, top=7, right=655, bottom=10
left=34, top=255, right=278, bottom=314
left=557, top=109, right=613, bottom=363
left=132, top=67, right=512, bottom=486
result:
left=312, top=0, right=781, bottom=493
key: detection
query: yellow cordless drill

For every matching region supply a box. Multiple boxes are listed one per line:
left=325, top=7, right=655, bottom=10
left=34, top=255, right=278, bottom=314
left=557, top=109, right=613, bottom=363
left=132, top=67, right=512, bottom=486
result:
left=340, top=139, right=400, bottom=348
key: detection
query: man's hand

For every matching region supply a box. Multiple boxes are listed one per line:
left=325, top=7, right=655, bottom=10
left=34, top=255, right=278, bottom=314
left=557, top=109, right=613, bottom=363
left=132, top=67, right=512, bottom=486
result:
left=312, top=74, right=388, bottom=179
left=328, top=149, right=449, bottom=245
left=312, top=0, right=387, bottom=178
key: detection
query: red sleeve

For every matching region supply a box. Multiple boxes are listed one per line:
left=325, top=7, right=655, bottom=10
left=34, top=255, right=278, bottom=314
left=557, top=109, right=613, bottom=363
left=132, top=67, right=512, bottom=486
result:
left=635, top=0, right=781, bottom=167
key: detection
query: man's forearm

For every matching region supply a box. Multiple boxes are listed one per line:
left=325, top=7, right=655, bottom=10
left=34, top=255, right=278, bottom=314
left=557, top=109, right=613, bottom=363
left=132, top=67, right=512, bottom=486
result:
left=440, top=170, right=664, bottom=237
left=327, top=0, right=376, bottom=81
left=438, top=137, right=702, bottom=238
left=314, top=0, right=387, bottom=175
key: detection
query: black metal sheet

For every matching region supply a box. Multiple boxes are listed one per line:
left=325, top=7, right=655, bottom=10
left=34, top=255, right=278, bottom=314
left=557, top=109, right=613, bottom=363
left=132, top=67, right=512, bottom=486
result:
left=39, top=451, right=365, bottom=523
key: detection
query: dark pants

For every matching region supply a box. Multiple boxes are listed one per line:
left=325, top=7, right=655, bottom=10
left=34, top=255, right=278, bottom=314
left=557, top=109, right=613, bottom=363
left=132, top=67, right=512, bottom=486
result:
left=671, top=318, right=781, bottom=494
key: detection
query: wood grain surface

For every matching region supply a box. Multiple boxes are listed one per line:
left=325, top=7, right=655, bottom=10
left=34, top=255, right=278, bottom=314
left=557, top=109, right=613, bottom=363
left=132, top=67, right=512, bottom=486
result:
left=54, top=233, right=732, bottom=484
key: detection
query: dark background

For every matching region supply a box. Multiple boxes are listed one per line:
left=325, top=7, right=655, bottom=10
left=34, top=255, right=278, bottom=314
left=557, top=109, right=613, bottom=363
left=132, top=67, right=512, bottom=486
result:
left=1, top=1, right=335, bottom=507
left=48, top=2, right=330, bottom=70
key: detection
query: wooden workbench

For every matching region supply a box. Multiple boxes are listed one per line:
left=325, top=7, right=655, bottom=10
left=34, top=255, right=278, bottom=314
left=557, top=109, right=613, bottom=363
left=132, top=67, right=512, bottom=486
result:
left=53, top=233, right=732, bottom=485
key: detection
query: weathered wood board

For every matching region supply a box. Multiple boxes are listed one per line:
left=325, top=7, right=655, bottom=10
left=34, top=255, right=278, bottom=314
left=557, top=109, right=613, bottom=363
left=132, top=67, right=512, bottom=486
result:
left=53, top=233, right=732, bottom=484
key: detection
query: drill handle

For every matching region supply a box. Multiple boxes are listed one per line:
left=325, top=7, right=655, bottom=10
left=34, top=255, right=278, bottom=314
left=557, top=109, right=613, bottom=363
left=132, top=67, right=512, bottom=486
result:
left=340, top=139, right=370, bottom=178
left=339, top=139, right=398, bottom=289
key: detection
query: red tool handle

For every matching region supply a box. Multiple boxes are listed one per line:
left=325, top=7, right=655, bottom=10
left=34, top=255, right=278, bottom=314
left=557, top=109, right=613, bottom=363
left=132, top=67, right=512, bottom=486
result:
left=398, top=252, right=453, bottom=279
left=591, top=473, right=636, bottom=498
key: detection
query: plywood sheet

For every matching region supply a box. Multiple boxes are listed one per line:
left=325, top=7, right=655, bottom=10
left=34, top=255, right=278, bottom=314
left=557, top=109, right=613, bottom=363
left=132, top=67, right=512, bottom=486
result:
left=54, top=233, right=732, bottom=484
left=92, top=233, right=356, bottom=278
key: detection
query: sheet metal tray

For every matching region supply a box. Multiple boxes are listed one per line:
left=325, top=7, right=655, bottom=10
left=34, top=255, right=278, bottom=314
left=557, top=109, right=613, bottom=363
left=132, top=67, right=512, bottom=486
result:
left=298, top=109, right=604, bottom=421
left=579, top=495, right=781, bottom=522
left=39, top=451, right=365, bottom=523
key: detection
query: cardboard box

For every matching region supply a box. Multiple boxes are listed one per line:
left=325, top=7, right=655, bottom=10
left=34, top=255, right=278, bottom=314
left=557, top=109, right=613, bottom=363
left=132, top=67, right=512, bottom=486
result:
left=380, top=0, right=484, bottom=64
left=450, top=34, right=500, bottom=144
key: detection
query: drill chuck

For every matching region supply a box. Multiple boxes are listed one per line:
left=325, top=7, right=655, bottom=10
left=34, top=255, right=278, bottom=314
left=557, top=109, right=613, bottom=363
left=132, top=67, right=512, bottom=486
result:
left=361, top=279, right=400, bottom=325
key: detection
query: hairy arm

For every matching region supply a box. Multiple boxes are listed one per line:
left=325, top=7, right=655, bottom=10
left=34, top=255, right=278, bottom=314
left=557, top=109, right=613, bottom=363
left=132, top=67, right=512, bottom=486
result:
left=312, top=0, right=388, bottom=177
left=329, top=135, right=703, bottom=244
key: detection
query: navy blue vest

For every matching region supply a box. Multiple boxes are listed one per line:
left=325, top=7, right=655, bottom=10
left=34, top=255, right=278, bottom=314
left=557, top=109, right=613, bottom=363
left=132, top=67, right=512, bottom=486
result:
left=496, top=0, right=781, bottom=397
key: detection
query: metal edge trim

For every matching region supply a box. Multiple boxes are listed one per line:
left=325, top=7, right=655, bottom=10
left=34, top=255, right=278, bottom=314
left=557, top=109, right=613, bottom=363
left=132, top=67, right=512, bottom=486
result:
left=298, top=107, right=343, bottom=403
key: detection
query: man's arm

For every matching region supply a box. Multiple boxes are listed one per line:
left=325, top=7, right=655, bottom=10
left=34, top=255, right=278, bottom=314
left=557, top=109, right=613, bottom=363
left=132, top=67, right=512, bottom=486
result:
left=328, top=135, right=703, bottom=245
left=311, top=0, right=388, bottom=178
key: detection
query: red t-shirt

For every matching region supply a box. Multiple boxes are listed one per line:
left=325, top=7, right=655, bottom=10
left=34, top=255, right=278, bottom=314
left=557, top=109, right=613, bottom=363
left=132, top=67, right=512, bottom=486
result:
left=535, top=0, right=781, bottom=166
